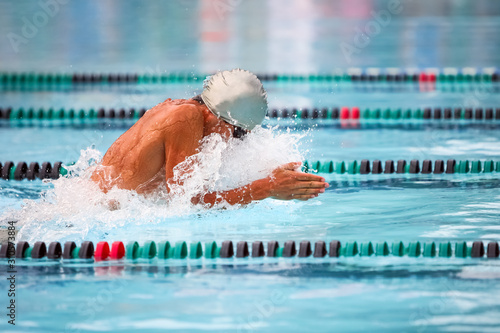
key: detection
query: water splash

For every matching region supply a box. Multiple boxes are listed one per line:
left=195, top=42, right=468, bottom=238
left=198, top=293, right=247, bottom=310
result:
left=6, top=126, right=308, bottom=242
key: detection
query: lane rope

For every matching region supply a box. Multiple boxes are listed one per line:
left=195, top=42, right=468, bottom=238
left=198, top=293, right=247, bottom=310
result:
left=1, top=239, right=498, bottom=261
left=0, top=68, right=498, bottom=86
left=1, top=159, right=499, bottom=181
left=302, top=159, right=500, bottom=175
left=1, top=106, right=500, bottom=121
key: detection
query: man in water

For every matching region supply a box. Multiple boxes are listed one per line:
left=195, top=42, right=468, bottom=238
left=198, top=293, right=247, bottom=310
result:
left=91, top=69, right=329, bottom=206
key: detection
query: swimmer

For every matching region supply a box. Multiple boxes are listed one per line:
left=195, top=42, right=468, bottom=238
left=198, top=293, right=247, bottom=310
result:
left=91, top=69, right=329, bottom=206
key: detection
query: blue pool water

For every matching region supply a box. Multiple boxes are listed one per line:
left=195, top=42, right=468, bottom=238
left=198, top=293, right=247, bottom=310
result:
left=1, top=0, right=500, bottom=332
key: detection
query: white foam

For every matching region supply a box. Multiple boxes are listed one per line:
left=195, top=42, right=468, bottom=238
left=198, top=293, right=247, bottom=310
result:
left=4, top=127, right=307, bottom=242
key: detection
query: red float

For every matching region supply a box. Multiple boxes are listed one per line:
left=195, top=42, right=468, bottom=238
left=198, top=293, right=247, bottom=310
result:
left=94, top=241, right=110, bottom=261
left=351, top=107, right=360, bottom=119
left=110, top=241, right=125, bottom=260
left=340, top=107, right=350, bottom=119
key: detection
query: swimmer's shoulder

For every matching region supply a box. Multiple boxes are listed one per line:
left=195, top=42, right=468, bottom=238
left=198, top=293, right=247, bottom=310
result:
left=140, top=99, right=203, bottom=134
left=149, top=101, right=203, bottom=136
left=168, top=102, right=203, bottom=122
left=147, top=99, right=201, bottom=120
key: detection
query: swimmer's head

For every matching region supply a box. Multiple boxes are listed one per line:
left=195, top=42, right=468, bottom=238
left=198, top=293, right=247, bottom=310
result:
left=200, top=69, right=268, bottom=131
left=192, top=94, right=249, bottom=139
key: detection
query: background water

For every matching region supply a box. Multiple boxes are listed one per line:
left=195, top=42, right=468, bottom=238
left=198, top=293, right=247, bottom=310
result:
left=1, top=0, right=500, bottom=71
left=1, top=0, right=500, bottom=332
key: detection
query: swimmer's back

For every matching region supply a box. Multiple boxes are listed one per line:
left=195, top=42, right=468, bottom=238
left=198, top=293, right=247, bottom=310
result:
left=91, top=99, right=202, bottom=193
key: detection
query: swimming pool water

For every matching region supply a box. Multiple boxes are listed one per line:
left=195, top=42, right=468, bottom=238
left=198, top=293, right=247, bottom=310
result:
left=6, top=260, right=500, bottom=333
left=1, top=0, right=500, bottom=332
left=2, top=100, right=500, bottom=332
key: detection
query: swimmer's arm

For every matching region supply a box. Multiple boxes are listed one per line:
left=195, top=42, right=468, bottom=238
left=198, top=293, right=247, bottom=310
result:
left=193, top=178, right=271, bottom=206
left=195, top=162, right=329, bottom=206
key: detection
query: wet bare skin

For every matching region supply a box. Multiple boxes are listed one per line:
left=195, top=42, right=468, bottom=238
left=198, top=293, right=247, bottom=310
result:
left=91, top=98, right=221, bottom=193
left=91, top=98, right=329, bottom=206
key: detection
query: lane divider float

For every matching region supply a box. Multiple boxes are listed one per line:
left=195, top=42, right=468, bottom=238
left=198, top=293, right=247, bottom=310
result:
left=1, top=159, right=499, bottom=181
left=1, top=106, right=500, bottom=121
left=268, top=106, right=500, bottom=120
left=302, top=159, right=500, bottom=175
left=1, top=240, right=498, bottom=261
left=0, top=161, right=63, bottom=180
left=0, top=68, right=498, bottom=87
left=0, top=107, right=147, bottom=120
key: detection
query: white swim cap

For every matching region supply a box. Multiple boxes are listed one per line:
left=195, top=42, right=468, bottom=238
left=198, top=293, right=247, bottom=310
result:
left=201, top=69, right=268, bottom=130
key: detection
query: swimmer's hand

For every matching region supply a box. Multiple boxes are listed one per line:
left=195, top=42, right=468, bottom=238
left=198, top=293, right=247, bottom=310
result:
left=267, top=162, right=329, bottom=201
left=194, top=162, right=328, bottom=207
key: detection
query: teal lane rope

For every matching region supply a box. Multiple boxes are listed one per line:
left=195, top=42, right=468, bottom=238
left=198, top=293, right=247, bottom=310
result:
left=1, top=106, right=499, bottom=121
left=1, top=159, right=499, bottom=181
left=0, top=68, right=498, bottom=87
left=1, top=239, right=498, bottom=261
left=302, top=159, right=500, bottom=175
left=0, top=107, right=146, bottom=120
